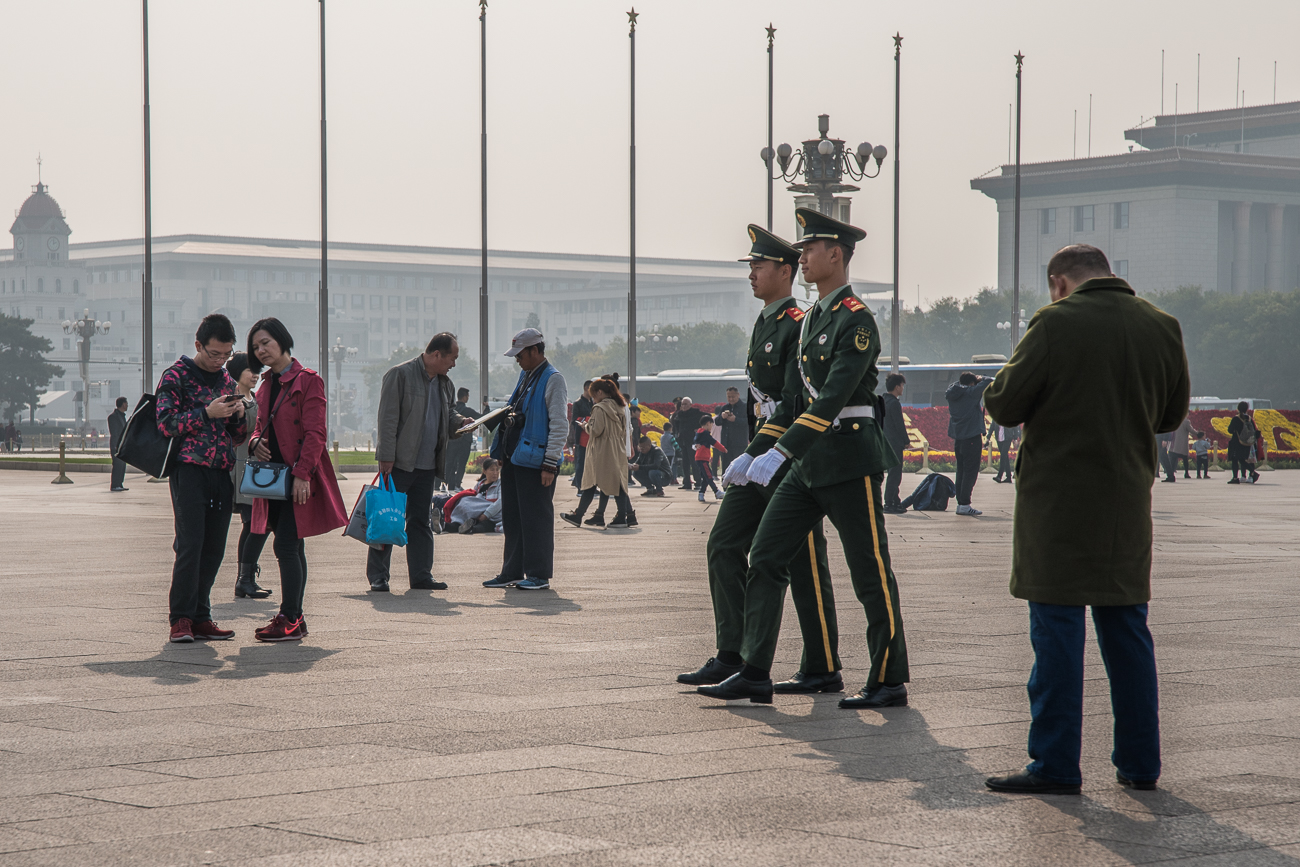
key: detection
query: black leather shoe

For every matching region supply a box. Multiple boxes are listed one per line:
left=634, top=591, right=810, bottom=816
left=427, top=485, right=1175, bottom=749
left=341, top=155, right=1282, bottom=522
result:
left=775, top=670, right=844, bottom=694
left=698, top=672, right=773, bottom=704
left=1117, top=772, right=1158, bottom=791
left=369, top=580, right=390, bottom=592
left=986, top=771, right=1081, bottom=795
left=677, top=657, right=743, bottom=685
left=838, top=683, right=908, bottom=709
left=883, top=504, right=907, bottom=514
left=410, top=579, right=448, bottom=590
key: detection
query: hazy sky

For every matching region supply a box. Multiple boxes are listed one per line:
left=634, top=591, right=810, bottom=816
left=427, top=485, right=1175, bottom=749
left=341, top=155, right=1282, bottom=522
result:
left=2, top=0, right=1296, bottom=306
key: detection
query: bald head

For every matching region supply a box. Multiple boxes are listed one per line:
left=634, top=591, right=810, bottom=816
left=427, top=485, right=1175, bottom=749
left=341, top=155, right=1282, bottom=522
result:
left=1047, top=244, right=1112, bottom=301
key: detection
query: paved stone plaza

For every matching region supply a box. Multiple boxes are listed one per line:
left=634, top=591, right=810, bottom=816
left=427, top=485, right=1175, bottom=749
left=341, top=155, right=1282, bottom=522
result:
left=2, top=468, right=1299, bottom=866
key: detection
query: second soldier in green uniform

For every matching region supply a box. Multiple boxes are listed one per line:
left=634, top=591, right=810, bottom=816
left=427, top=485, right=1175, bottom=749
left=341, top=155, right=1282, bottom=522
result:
left=677, top=224, right=841, bottom=694
left=700, top=208, right=910, bottom=708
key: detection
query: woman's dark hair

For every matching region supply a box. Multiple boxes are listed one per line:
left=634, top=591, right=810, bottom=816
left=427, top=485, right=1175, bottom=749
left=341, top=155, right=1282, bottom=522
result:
left=245, top=318, right=294, bottom=373
left=226, top=351, right=252, bottom=383
left=478, top=457, right=500, bottom=482
left=1238, top=401, right=1250, bottom=414
left=590, top=378, right=626, bottom=407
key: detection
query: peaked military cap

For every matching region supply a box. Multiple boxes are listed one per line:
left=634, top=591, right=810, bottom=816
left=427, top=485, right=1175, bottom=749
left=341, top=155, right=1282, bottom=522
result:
left=792, top=206, right=867, bottom=251
left=738, top=224, right=801, bottom=267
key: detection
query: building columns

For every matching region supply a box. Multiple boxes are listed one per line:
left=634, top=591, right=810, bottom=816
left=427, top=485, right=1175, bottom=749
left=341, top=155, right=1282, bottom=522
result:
left=1266, top=203, right=1287, bottom=293
left=1233, top=201, right=1253, bottom=294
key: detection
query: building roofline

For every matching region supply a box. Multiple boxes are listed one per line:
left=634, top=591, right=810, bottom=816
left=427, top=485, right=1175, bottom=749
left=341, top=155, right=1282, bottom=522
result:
left=1124, top=100, right=1300, bottom=149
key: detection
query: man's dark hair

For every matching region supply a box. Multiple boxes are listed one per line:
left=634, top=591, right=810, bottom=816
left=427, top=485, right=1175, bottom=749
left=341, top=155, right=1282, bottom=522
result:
left=457, top=387, right=470, bottom=399
left=959, top=371, right=979, bottom=386
left=839, top=243, right=855, bottom=264
left=639, top=435, right=653, bottom=446
left=226, top=351, right=252, bottom=382
left=245, top=318, right=294, bottom=373
left=583, top=379, right=593, bottom=388
left=196, top=313, right=236, bottom=346
left=426, top=332, right=457, bottom=355
left=885, top=373, right=906, bottom=392
left=726, top=386, right=739, bottom=394
left=1047, top=244, right=1111, bottom=283
left=1238, top=401, right=1250, bottom=414
left=115, top=396, right=129, bottom=410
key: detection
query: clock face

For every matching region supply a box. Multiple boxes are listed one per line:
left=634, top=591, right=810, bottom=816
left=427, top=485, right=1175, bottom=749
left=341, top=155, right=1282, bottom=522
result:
left=14, top=237, right=23, bottom=251
left=47, top=237, right=60, bottom=251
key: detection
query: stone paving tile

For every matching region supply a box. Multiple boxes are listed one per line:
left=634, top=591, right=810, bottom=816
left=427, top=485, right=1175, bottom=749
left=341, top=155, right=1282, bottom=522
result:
left=3, top=471, right=1299, bottom=864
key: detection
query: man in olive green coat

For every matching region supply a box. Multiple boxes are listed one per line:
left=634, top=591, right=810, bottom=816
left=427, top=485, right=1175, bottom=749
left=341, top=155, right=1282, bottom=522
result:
left=983, top=244, right=1189, bottom=796
left=699, top=208, right=908, bottom=709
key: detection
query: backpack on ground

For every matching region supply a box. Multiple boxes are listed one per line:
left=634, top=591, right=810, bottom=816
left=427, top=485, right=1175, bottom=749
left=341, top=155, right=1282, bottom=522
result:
left=900, top=473, right=957, bottom=512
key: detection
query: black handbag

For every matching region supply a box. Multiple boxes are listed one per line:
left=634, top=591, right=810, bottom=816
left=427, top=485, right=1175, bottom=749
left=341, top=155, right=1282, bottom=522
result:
left=115, top=393, right=178, bottom=479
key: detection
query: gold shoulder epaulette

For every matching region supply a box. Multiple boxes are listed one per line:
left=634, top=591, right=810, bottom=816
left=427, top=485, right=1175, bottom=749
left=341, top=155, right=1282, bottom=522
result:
left=841, top=296, right=866, bottom=313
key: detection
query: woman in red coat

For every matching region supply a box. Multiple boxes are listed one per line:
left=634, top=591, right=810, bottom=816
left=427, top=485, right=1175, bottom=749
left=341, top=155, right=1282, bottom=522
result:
left=246, top=318, right=347, bottom=641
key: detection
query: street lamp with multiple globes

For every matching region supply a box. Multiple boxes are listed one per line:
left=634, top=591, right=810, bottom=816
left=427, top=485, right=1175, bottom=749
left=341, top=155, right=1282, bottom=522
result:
left=762, top=114, right=888, bottom=218
left=996, top=309, right=1028, bottom=344
left=62, top=309, right=109, bottom=432
left=327, top=336, right=357, bottom=437
left=635, top=332, right=679, bottom=375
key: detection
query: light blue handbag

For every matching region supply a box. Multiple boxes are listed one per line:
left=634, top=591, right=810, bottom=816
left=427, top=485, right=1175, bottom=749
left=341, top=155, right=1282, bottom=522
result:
left=365, top=474, right=408, bottom=546
left=240, top=460, right=293, bottom=500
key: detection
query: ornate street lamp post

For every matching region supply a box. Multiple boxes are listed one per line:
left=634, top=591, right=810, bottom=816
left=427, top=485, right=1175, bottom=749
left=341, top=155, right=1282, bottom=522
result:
left=63, top=309, right=110, bottom=433
left=327, top=336, right=356, bottom=438
left=635, top=332, right=678, bottom=376
left=763, top=114, right=888, bottom=219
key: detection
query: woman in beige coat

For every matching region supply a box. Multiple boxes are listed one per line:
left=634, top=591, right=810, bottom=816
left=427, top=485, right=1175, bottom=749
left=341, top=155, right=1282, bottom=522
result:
left=561, top=378, right=636, bottom=529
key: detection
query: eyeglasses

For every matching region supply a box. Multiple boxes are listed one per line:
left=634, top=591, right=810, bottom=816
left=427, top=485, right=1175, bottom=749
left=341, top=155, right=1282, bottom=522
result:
left=201, top=347, right=234, bottom=361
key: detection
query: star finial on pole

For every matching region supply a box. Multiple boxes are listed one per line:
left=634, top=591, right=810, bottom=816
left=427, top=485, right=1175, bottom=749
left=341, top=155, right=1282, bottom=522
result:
left=893, top=32, right=902, bottom=58
left=1014, top=51, right=1025, bottom=70
left=766, top=23, right=776, bottom=45
left=479, top=0, right=486, bottom=8
left=628, top=8, right=638, bottom=31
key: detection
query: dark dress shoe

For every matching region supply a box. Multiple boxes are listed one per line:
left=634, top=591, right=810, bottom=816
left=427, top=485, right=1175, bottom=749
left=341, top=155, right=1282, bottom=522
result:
left=409, top=579, right=448, bottom=590
left=677, top=657, right=743, bottom=685
left=369, top=580, right=390, bottom=592
left=698, top=672, right=773, bottom=704
left=1117, top=772, right=1157, bottom=791
left=775, top=670, right=844, bottom=694
left=838, top=683, right=908, bottom=709
left=986, top=771, right=1080, bottom=795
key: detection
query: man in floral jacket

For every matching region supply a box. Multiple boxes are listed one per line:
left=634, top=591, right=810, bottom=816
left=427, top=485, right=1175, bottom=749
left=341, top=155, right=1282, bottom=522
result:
left=155, top=314, right=248, bottom=643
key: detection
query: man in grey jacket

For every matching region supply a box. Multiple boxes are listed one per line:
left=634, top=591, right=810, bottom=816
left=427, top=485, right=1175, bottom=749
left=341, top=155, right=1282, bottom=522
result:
left=482, top=329, right=569, bottom=591
left=881, top=374, right=909, bottom=513
left=368, top=332, right=471, bottom=592
left=946, top=372, right=994, bottom=516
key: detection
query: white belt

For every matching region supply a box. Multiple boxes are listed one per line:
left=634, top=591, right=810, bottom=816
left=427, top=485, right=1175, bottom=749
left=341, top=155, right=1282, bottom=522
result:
left=833, top=405, right=874, bottom=427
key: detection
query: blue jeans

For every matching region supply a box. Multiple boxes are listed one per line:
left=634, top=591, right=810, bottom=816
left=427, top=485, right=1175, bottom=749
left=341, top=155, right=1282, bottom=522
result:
left=632, top=468, right=668, bottom=490
left=1026, top=602, right=1160, bottom=786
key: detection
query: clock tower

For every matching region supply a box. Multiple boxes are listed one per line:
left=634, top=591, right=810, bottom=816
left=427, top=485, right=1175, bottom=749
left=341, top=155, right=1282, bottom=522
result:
left=10, top=181, right=72, bottom=261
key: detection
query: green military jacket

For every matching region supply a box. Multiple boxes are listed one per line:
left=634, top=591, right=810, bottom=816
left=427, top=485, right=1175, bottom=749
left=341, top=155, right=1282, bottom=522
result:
left=771, top=284, right=898, bottom=487
left=743, top=297, right=807, bottom=459
left=984, top=277, right=1190, bottom=607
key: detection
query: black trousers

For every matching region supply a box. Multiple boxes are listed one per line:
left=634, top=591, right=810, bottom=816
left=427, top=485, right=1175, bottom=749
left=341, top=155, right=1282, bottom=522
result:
left=1196, top=455, right=1209, bottom=476
left=679, top=453, right=694, bottom=488
left=695, top=460, right=719, bottom=494
left=367, top=467, right=437, bottom=586
left=110, top=456, right=127, bottom=489
left=884, top=462, right=903, bottom=507
left=168, top=463, right=234, bottom=625
left=575, top=485, right=632, bottom=520
left=571, top=445, right=586, bottom=487
left=996, top=439, right=1014, bottom=479
left=953, top=435, right=983, bottom=506
left=264, top=500, right=307, bottom=618
left=235, top=503, right=270, bottom=565
left=445, top=440, right=473, bottom=490
left=499, top=461, right=556, bottom=581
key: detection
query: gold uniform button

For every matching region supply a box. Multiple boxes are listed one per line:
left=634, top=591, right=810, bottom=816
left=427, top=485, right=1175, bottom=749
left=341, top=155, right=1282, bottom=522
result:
left=853, top=423, right=860, bottom=430
left=748, top=361, right=753, bottom=367
left=802, top=355, right=808, bottom=362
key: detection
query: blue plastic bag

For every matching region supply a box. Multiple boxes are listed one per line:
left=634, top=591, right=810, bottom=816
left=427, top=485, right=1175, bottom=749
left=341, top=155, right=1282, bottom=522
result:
left=365, top=474, right=408, bottom=546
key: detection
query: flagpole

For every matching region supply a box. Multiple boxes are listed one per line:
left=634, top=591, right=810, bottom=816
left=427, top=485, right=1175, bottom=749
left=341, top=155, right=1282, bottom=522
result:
left=479, top=0, right=489, bottom=405
left=627, top=8, right=638, bottom=399
left=891, top=33, right=902, bottom=375
left=318, top=0, right=329, bottom=392
left=1013, top=52, right=1024, bottom=350
left=766, top=24, right=775, bottom=232
left=141, top=0, right=153, bottom=393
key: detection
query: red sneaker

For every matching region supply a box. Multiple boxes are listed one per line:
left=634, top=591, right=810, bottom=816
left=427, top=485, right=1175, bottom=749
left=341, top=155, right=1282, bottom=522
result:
left=254, top=613, right=305, bottom=642
left=192, top=620, right=234, bottom=640
left=169, top=618, right=195, bottom=643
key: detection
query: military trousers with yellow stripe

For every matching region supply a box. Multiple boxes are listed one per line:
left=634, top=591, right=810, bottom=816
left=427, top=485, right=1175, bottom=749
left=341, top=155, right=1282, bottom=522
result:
left=705, top=469, right=840, bottom=675
left=742, top=471, right=909, bottom=684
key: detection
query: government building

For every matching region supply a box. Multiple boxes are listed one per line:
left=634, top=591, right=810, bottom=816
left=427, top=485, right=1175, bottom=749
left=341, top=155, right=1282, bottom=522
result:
left=972, top=100, right=1300, bottom=295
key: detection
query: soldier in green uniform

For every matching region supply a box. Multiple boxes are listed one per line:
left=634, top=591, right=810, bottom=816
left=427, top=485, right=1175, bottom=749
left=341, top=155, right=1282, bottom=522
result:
left=700, top=207, right=910, bottom=708
left=678, top=225, right=841, bottom=693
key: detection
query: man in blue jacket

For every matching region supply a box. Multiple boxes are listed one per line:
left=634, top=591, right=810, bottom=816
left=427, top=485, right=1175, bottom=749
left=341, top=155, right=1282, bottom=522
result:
left=483, top=329, right=569, bottom=591
left=945, top=372, right=993, bottom=516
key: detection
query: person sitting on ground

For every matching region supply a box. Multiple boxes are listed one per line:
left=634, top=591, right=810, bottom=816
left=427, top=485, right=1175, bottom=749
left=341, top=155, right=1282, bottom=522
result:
left=448, top=458, right=503, bottom=534
left=692, top=416, right=725, bottom=502
left=561, top=377, right=636, bottom=529
left=630, top=435, right=672, bottom=497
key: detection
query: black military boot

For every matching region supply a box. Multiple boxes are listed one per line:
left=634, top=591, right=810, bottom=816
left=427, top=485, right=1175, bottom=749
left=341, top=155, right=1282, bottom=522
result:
left=235, top=563, right=272, bottom=599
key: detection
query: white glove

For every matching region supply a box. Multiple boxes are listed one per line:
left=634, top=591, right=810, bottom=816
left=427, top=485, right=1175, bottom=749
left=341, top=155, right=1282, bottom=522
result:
left=721, top=453, right=754, bottom=488
left=746, top=449, right=788, bottom=486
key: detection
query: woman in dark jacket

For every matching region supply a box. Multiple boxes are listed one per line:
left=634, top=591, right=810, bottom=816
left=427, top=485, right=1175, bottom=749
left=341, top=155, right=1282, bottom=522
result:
left=246, top=318, right=348, bottom=641
left=1225, top=401, right=1260, bottom=484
